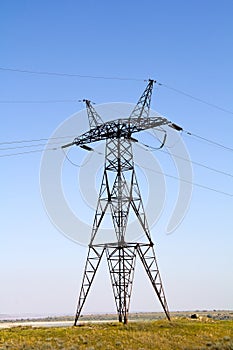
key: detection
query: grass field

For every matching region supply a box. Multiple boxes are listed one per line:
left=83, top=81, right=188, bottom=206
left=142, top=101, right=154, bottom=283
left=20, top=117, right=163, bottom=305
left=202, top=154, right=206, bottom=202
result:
left=0, top=319, right=233, bottom=350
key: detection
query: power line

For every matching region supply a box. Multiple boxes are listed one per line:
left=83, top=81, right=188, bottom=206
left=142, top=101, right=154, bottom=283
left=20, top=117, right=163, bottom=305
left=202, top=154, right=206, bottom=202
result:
left=0, top=66, right=144, bottom=82
left=1, top=66, right=233, bottom=115
left=1, top=126, right=233, bottom=153
left=0, top=144, right=102, bottom=159
left=183, top=130, right=233, bottom=152
left=0, top=99, right=77, bottom=104
left=0, top=140, right=66, bottom=151
left=0, top=135, right=75, bottom=146
left=62, top=148, right=95, bottom=167
left=1, top=126, right=233, bottom=165
left=136, top=142, right=233, bottom=179
left=2, top=137, right=233, bottom=180
left=138, top=163, right=233, bottom=198
left=2, top=135, right=232, bottom=180
left=1, top=139, right=232, bottom=198
left=0, top=148, right=58, bottom=158
left=157, top=82, right=233, bottom=116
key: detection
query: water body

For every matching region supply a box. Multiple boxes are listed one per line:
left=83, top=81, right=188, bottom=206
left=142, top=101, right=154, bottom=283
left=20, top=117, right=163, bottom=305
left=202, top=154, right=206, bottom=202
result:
left=0, top=319, right=118, bottom=329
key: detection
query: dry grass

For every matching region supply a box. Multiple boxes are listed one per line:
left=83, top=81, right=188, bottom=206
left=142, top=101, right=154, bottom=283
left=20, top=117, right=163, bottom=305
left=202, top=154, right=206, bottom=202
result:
left=0, top=318, right=233, bottom=350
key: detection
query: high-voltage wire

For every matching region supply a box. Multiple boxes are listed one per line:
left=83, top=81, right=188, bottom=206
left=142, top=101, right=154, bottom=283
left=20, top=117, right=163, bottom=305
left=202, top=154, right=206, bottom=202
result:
left=1, top=66, right=233, bottom=115
left=0, top=66, right=143, bottom=81
left=0, top=135, right=75, bottom=145
left=0, top=141, right=66, bottom=151
left=182, top=130, right=233, bottom=152
left=1, top=138, right=232, bottom=198
left=0, top=99, right=77, bottom=103
left=137, top=163, right=233, bottom=198
left=157, top=82, right=233, bottom=116
left=136, top=142, right=233, bottom=179
left=0, top=148, right=58, bottom=157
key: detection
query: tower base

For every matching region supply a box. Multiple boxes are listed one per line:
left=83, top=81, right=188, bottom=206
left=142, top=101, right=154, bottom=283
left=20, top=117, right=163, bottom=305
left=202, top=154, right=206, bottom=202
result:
left=74, top=242, right=170, bottom=325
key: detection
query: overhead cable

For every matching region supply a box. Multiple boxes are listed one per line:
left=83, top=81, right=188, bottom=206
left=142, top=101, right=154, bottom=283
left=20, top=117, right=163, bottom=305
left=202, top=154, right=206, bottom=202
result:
left=0, top=66, right=144, bottom=82
left=2, top=137, right=233, bottom=180
left=157, top=82, right=233, bottom=116
left=0, top=135, right=75, bottom=145
left=1, top=66, right=233, bottom=115
left=1, top=143, right=232, bottom=198
left=62, top=148, right=95, bottom=167
left=0, top=99, right=77, bottom=104
left=0, top=148, right=58, bottom=157
left=0, top=140, right=66, bottom=151
left=136, top=142, right=233, bottom=179
left=183, top=130, right=233, bottom=152
left=138, top=163, right=233, bottom=198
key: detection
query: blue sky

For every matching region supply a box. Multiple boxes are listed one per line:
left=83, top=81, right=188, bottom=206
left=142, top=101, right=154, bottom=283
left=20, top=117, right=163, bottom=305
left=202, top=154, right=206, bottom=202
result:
left=0, top=0, right=233, bottom=317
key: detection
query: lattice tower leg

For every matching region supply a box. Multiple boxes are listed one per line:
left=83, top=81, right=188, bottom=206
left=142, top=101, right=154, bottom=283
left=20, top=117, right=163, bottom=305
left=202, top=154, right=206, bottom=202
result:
left=74, top=246, right=105, bottom=326
left=137, top=243, right=170, bottom=320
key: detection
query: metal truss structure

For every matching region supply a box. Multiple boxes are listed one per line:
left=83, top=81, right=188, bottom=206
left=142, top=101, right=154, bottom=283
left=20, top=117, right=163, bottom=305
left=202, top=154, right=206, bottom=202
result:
left=63, top=80, right=182, bottom=325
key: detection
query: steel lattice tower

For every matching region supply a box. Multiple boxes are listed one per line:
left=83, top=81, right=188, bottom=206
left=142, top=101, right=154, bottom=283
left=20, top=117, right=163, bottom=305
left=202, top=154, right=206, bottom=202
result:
left=63, top=80, right=182, bottom=324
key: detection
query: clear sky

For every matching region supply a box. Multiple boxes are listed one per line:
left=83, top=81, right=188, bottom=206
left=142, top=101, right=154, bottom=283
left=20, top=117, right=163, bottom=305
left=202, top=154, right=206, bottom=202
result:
left=0, top=0, right=233, bottom=317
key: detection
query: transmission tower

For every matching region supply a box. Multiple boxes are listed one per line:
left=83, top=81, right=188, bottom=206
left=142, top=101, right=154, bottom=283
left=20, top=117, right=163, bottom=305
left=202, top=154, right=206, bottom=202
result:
left=62, top=80, right=182, bottom=324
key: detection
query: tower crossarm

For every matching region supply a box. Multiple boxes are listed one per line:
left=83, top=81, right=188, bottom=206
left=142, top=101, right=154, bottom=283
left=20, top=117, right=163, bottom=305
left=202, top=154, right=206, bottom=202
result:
left=69, top=116, right=173, bottom=147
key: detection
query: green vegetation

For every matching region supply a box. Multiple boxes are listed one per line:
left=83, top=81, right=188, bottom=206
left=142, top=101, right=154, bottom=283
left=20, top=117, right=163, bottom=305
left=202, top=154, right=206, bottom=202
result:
left=0, top=319, right=233, bottom=350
